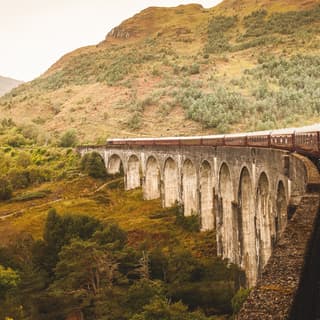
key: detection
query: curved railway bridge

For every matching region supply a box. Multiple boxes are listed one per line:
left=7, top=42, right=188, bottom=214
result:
left=78, top=125, right=320, bottom=319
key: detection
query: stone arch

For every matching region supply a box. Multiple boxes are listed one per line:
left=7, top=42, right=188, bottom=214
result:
left=182, top=159, right=198, bottom=216
left=256, top=172, right=271, bottom=274
left=218, top=163, right=238, bottom=263
left=163, top=157, right=179, bottom=207
left=144, top=156, right=160, bottom=200
left=107, top=154, right=124, bottom=175
left=276, top=180, right=287, bottom=241
left=238, top=167, right=257, bottom=287
left=126, top=154, right=141, bottom=190
left=200, top=161, right=214, bottom=231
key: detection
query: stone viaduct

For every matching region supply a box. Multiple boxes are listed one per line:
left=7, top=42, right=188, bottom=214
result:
left=78, top=144, right=315, bottom=291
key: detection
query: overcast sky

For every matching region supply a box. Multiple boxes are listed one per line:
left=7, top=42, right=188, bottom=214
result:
left=0, top=0, right=222, bottom=81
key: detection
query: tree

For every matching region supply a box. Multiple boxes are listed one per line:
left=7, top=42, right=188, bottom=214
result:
left=0, top=177, right=12, bottom=200
left=126, top=280, right=164, bottom=314
left=59, top=130, right=78, bottom=147
left=0, top=265, right=20, bottom=299
left=80, top=152, right=106, bottom=179
left=51, top=239, right=120, bottom=299
left=36, top=209, right=103, bottom=274
left=130, top=297, right=212, bottom=320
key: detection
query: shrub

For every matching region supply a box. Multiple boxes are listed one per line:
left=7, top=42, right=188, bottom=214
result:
left=7, top=168, right=29, bottom=189
left=206, top=15, right=237, bottom=53
left=0, top=177, right=12, bottom=200
left=189, top=64, right=200, bottom=75
left=58, top=130, right=78, bottom=147
left=127, top=112, right=142, bottom=130
left=231, top=287, right=251, bottom=314
left=175, top=207, right=200, bottom=232
left=1, top=133, right=28, bottom=147
left=11, top=191, right=47, bottom=202
left=80, top=152, right=107, bottom=179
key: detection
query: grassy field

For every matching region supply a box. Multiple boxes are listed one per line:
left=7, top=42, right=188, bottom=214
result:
left=0, top=175, right=216, bottom=258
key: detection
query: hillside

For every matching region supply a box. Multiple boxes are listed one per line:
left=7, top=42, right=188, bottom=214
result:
left=0, top=0, right=319, bottom=143
left=0, top=170, right=238, bottom=319
left=0, top=75, right=23, bottom=96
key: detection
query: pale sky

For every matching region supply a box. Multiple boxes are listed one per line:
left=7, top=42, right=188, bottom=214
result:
left=0, top=0, right=222, bottom=81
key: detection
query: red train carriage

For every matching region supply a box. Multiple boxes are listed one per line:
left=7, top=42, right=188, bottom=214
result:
left=294, top=126, right=320, bottom=157
left=180, top=137, right=202, bottom=146
left=225, top=133, right=247, bottom=146
left=201, top=135, right=225, bottom=147
left=247, top=131, right=271, bottom=148
left=270, top=128, right=295, bottom=152
left=106, top=124, right=320, bottom=158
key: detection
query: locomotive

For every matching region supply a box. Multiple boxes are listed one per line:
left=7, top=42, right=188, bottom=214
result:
left=106, top=124, right=320, bottom=158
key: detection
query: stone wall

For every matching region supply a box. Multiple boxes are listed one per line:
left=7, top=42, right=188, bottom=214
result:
left=236, top=154, right=320, bottom=319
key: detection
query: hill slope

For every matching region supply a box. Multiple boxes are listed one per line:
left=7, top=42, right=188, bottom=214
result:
left=0, top=0, right=319, bottom=143
left=0, top=75, right=23, bottom=96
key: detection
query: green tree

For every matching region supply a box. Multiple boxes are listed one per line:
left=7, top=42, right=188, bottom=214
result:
left=35, top=209, right=103, bottom=274
left=0, top=265, right=20, bottom=299
left=0, top=177, right=12, bottom=200
left=126, top=280, right=165, bottom=314
left=59, top=130, right=78, bottom=147
left=130, top=297, right=212, bottom=320
left=80, top=152, right=107, bottom=179
left=231, top=287, right=251, bottom=314
left=53, top=239, right=119, bottom=296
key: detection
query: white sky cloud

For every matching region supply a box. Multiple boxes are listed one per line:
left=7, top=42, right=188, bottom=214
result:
left=0, top=0, right=222, bottom=81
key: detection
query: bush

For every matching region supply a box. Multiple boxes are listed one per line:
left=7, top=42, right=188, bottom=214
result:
left=7, top=168, right=29, bottom=189
left=1, top=133, right=28, bottom=147
left=7, top=167, right=50, bottom=190
left=0, top=177, right=12, bottom=200
left=175, top=207, right=200, bottom=232
left=59, top=130, right=78, bottom=147
left=206, top=15, right=237, bottom=53
left=231, top=287, right=251, bottom=314
left=11, top=191, right=47, bottom=202
left=189, top=64, right=200, bottom=75
left=80, top=152, right=107, bottom=179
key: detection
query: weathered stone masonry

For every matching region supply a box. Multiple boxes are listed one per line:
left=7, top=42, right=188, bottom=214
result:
left=78, top=145, right=311, bottom=288
left=236, top=154, right=320, bottom=319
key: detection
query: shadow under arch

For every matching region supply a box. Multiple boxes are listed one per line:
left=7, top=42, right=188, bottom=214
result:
left=276, top=180, right=287, bottom=241
left=238, top=166, right=257, bottom=287
left=200, top=160, right=214, bottom=231
left=182, top=159, right=198, bottom=217
left=218, top=162, right=238, bottom=263
left=145, top=156, right=160, bottom=200
left=126, top=154, right=141, bottom=190
left=107, top=154, right=124, bottom=177
left=256, top=172, right=272, bottom=274
left=163, top=157, right=179, bottom=207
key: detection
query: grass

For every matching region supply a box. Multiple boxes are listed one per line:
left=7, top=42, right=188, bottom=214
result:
left=10, top=191, right=50, bottom=202
left=0, top=176, right=217, bottom=258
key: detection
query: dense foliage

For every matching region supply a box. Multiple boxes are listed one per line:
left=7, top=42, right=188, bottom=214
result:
left=0, top=209, right=243, bottom=320
left=0, top=120, right=80, bottom=199
left=80, top=152, right=107, bottom=179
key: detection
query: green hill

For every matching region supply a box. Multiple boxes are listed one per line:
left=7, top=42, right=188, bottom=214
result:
left=0, top=0, right=319, bottom=143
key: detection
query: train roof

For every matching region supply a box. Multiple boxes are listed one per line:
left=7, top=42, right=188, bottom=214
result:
left=106, top=124, right=320, bottom=141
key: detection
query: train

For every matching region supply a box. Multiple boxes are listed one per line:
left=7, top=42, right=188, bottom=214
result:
left=106, top=124, right=320, bottom=158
